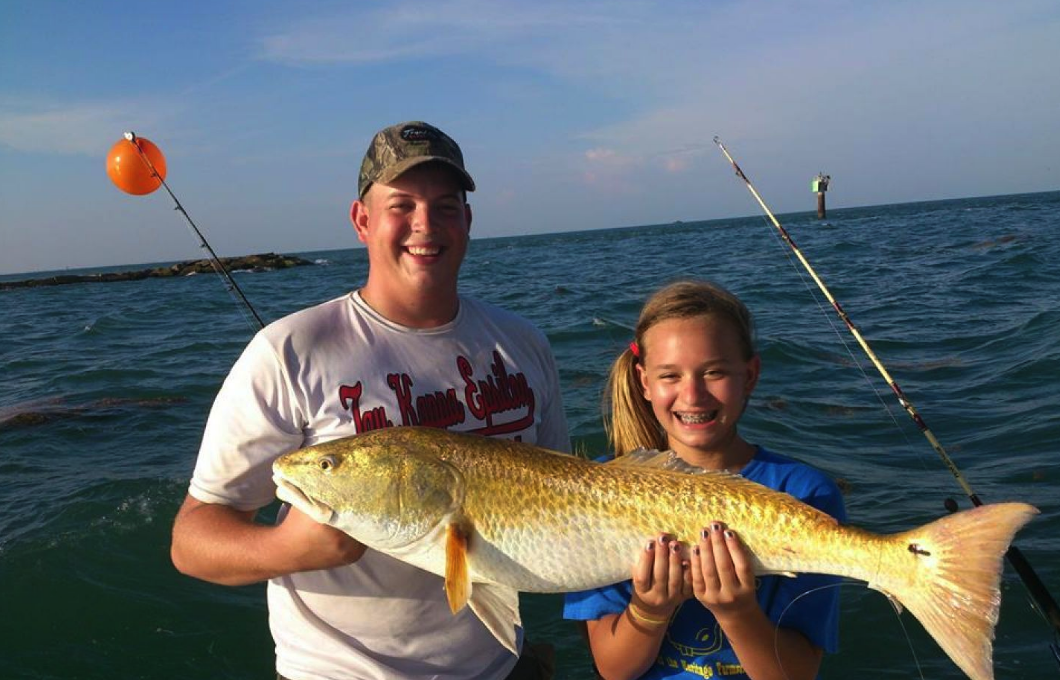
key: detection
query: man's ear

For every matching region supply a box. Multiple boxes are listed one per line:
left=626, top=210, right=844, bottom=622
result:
left=351, top=199, right=369, bottom=244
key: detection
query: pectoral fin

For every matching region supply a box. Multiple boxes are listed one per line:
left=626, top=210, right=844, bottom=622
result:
left=445, top=522, right=471, bottom=613
left=442, top=522, right=521, bottom=655
left=468, top=583, right=522, bottom=656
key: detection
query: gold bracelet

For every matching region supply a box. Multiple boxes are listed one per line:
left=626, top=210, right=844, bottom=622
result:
left=627, top=602, right=669, bottom=627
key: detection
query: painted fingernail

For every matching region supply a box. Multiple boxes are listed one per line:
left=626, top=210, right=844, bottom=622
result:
left=693, top=546, right=701, bottom=556
left=670, top=541, right=679, bottom=554
left=724, top=529, right=735, bottom=539
left=647, top=541, right=655, bottom=551
left=701, top=529, right=709, bottom=540
left=711, top=522, right=722, bottom=532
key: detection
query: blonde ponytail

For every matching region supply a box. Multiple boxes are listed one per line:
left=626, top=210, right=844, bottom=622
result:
left=604, top=349, right=666, bottom=457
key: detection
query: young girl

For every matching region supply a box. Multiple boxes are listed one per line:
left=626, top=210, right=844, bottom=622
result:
left=563, top=280, right=846, bottom=680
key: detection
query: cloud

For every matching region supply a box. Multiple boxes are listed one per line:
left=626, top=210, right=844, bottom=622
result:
left=182, top=2, right=1060, bottom=206
left=585, top=148, right=620, bottom=164
left=548, top=0, right=1060, bottom=193
left=258, top=0, right=619, bottom=64
left=664, top=156, right=691, bottom=174
left=578, top=146, right=638, bottom=191
left=0, top=99, right=170, bottom=157
left=0, top=103, right=129, bottom=156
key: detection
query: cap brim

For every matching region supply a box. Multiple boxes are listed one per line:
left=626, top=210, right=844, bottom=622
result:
left=367, top=157, right=476, bottom=197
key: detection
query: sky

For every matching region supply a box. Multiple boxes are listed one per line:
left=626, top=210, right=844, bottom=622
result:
left=1, top=1, right=1058, bottom=275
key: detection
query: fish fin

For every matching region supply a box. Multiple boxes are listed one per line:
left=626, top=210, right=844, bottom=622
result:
left=877, top=502, right=1038, bottom=680
left=608, top=448, right=709, bottom=475
left=609, top=449, right=757, bottom=485
left=444, top=522, right=471, bottom=614
left=468, top=583, right=523, bottom=656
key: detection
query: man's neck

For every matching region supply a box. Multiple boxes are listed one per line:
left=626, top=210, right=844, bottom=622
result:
left=358, top=285, right=459, bottom=329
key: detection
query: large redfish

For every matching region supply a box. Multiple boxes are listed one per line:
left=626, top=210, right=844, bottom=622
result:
left=272, top=426, right=1036, bottom=680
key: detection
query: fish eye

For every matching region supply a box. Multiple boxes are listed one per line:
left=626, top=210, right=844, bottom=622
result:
left=318, top=455, right=338, bottom=472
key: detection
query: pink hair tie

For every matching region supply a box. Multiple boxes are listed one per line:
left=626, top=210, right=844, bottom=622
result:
left=629, top=341, right=640, bottom=358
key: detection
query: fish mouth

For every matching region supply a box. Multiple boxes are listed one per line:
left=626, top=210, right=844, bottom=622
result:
left=675, top=410, right=719, bottom=425
left=274, top=474, right=336, bottom=525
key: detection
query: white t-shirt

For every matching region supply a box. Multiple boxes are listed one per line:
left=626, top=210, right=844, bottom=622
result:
left=189, top=291, right=571, bottom=680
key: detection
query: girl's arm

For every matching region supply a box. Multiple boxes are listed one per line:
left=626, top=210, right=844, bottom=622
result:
left=587, top=535, right=691, bottom=680
left=691, top=522, right=823, bottom=680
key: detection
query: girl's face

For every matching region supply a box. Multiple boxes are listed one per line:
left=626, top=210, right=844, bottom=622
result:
left=637, top=315, right=760, bottom=467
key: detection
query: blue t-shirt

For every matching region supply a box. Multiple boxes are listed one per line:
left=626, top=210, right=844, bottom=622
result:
left=562, top=446, right=847, bottom=680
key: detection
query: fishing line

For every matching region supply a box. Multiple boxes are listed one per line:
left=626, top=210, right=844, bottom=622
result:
left=592, top=316, right=635, bottom=332
left=778, top=581, right=926, bottom=680
left=754, top=208, right=931, bottom=474
left=713, top=137, right=1060, bottom=655
left=122, top=132, right=265, bottom=332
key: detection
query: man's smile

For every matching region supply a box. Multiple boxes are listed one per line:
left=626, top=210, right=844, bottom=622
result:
left=405, top=244, right=443, bottom=257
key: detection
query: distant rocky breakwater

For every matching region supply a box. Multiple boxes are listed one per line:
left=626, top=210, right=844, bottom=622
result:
left=1, top=253, right=313, bottom=290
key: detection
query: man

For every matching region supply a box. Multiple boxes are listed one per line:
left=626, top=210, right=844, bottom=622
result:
left=171, top=121, right=570, bottom=679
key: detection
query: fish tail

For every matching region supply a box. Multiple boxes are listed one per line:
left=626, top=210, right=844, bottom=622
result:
left=870, top=502, right=1038, bottom=680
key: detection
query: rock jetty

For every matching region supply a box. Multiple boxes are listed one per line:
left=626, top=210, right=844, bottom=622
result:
left=1, top=253, right=313, bottom=290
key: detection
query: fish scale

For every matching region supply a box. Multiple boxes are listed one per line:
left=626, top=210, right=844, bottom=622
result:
left=273, top=426, right=1037, bottom=680
left=461, top=452, right=838, bottom=585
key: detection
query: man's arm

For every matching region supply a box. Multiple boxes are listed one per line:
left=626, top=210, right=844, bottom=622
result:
left=170, top=494, right=366, bottom=586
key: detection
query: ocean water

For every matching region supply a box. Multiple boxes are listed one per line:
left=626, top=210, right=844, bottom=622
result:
left=1, top=191, right=1058, bottom=680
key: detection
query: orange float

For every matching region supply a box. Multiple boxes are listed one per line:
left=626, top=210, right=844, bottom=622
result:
left=106, top=135, right=167, bottom=195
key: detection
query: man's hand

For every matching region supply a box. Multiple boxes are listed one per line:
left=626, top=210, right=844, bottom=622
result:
left=274, top=504, right=366, bottom=573
left=171, top=495, right=365, bottom=586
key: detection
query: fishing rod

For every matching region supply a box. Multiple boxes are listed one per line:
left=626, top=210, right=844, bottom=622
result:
left=111, top=132, right=265, bottom=331
left=712, top=136, right=1060, bottom=655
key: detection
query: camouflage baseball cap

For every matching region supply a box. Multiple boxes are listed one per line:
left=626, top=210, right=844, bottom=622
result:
left=358, top=121, right=476, bottom=198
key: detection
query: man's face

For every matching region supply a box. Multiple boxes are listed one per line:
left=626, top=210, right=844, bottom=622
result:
left=352, top=162, right=471, bottom=304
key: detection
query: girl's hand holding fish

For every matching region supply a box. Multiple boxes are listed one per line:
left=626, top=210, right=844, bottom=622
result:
left=690, top=522, right=758, bottom=619
left=628, top=534, right=691, bottom=627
